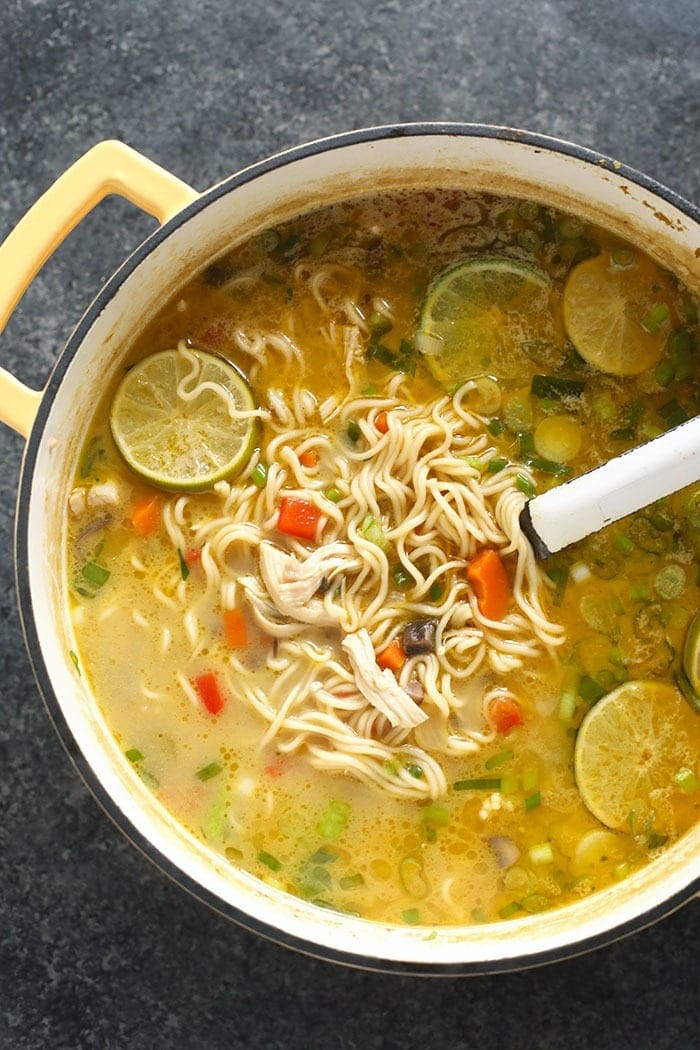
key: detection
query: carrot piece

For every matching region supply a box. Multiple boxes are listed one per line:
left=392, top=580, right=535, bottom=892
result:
left=193, top=672, right=225, bottom=715
left=130, top=495, right=160, bottom=536
left=277, top=496, right=322, bottom=540
left=299, top=449, right=319, bottom=468
left=223, top=608, right=248, bottom=648
left=184, top=548, right=202, bottom=567
left=467, top=548, right=511, bottom=621
left=489, top=695, right=524, bottom=734
left=377, top=638, right=407, bottom=672
left=265, top=762, right=283, bottom=778
left=375, top=411, right=389, bottom=434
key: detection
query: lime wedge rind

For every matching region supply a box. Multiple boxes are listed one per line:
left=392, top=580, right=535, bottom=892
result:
left=110, top=347, right=258, bottom=491
left=416, top=257, right=552, bottom=388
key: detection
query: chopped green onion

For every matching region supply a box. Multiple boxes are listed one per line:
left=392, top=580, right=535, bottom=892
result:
left=669, top=330, right=693, bottom=379
left=407, top=764, right=424, bottom=779
left=309, top=230, right=331, bottom=258
left=276, top=233, right=299, bottom=255
left=485, top=750, right=514, bottom=770
left=366, top=339, right=416, bottom=375
left=339, top=873, right=365, bottom=890
left=630, top=582, right=651, bottom=601
left=521, top=767, right=539, bottom=792
left=346, top=419, right=361, bottom=443
left=454, top=777, right=502, bottom=791
left=654, top=564, right=686, bottom=600
left=520, top=893, right=550, bottom=913
left=613, top=862, right=630, bottom=881
left=516, top=473, right=536, bottom=498
left=524, top=791, right=541, bottom=812
left=578, top=675, right=606, bottom=704
left=487, top=457, right=508, bottom=474
left=361, top=384, right=379, bottom=396
left=311, top=848, right=338, bottom=864
left=258, top=850, right=282, bottom=872
left=531, top=375, right=586, bottom=400
left=518, top=229, right=541, bottom=253
left=391, top=563, right=413, bottom=590
left=658, top=399, right=689, bottom=429
left=464, top=455, right=485, bottom=470
left=611, top=247, right=635, bottom=267
left=80, top=436, right=105, bottom=479
left=647, top=832, right=669, bottom=850
left=258, top=229, right=280, bottom=252
left=125, top=748, right=143, bottom=763
left=251, top=461, right=268, bottom=488
left=324, top=486, right=342, bottom=503
left=641, top=303, right=669, bottom=332
left=429, top=581, right=445, bottom=603
left=421, top=804, right=450, bottom=826
left=196, top=762, right=222, bottom=782
left=558, top=691, right=577, bottom=723
left=500, top=775, right=519, bottom=794
left=528, top=842, right=554, bottom=865
left=359, top=514, right=389, bottom=550
left=655, top=359, right=675, bottom=387
left=545, top=565, right=568, bottom=606
left=673, top=768, right=699, bottom=794
left=528, top=456, right=572, bottom=477
left=317, top=800, right=351, bottom=840
left=487, top=418, right=504, bottom=436
left=138, top=769, right=160, bottom=790
left=177, top=548, right=190, bottom=581
left=69, top=650, right=81, bottom=676
left=402, top=908, right=420, bottom=925
left=498, top=901, right=521, bottom=919
left=615, top=535, right=634, bottom=555
left=82, top=561, right=110, bottom=588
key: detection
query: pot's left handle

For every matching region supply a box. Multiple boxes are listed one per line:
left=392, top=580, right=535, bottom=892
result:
left=0, top=140, right=199, bottom=438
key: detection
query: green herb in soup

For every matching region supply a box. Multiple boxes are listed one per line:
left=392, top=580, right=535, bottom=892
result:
left=67, top=189, right=699, bottom=926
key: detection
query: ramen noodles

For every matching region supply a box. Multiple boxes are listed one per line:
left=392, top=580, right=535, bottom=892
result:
left=67, top=189, right=699, bottom=925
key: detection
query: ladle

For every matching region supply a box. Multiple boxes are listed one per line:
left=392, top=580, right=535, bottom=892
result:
left=520, top=415, right=700, bottom=559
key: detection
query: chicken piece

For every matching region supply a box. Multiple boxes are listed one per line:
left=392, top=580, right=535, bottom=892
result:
left=258, top=541, right=357, bottom=626
left=342, top=629, right=428, bottom=729
left=69, top=480, right=123, bottom=517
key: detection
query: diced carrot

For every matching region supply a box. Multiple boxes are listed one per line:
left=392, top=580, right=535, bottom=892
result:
left=193, top=672, right=225, bottom=715
left=467, top=548, right=511, bottom=621
left=223, top=608, right=248, bottom=648
left=130, top=495, right=160, bottom=536
left=299, top=449, right=319, bottom=468
left=377, top=637, right=407, bottom=672
left=489, top=695, right=524, bottom=734
left=265, top=762, right=283, bottom=778
left=185, top=548, right=202, bottom=567
left=375, top=411, right=389, bottom=434
left=277, top=496, right=322, bottom=540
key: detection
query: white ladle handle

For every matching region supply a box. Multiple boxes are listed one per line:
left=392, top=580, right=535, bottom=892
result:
left=520, top=415, right=700, bottom=559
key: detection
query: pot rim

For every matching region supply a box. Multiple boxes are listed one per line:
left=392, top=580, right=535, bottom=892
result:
left=15, top=122, right=700, bottom=975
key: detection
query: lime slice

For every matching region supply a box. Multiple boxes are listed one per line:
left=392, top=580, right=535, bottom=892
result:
left=574, top=680, right=688, bottom=831
left=683, top=612, right=700, bottom=695
left=415, top=257, right=553, bottom=387
left=563, top=252, right=672, bottom=376
left=110, top=347, right=258, bottom=491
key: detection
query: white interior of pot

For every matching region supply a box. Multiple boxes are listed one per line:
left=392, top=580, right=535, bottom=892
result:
left=26, top=130, right=699, bottom=968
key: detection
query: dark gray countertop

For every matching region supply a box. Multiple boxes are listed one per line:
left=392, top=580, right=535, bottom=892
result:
left=1, top=1, right=698, bottom=1046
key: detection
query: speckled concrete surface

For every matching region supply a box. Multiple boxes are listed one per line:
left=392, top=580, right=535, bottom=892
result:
left=0, top=1, right=698, bottom=1047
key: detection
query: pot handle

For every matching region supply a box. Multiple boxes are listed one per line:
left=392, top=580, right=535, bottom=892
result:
left=0, top=140, right=199, bottom=438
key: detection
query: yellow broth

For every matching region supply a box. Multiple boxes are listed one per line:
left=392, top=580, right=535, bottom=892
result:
left=67, top=189, right=699, bottom=925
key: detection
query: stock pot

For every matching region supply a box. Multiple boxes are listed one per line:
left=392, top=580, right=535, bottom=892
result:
left=1, top=124, right=698, bottom=974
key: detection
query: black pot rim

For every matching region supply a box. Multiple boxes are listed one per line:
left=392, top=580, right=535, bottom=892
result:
left=14, top=121, right=700, bottom=976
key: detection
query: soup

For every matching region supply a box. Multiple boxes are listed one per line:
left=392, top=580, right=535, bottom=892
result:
left=67, top=189, right=699, bottom=926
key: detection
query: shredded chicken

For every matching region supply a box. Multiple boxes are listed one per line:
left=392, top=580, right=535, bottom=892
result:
left=258, top=541, right=358, bottom=626
left=342, top=629, right=428, bottom=729
left=68, top=480, right=123, bottom=516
